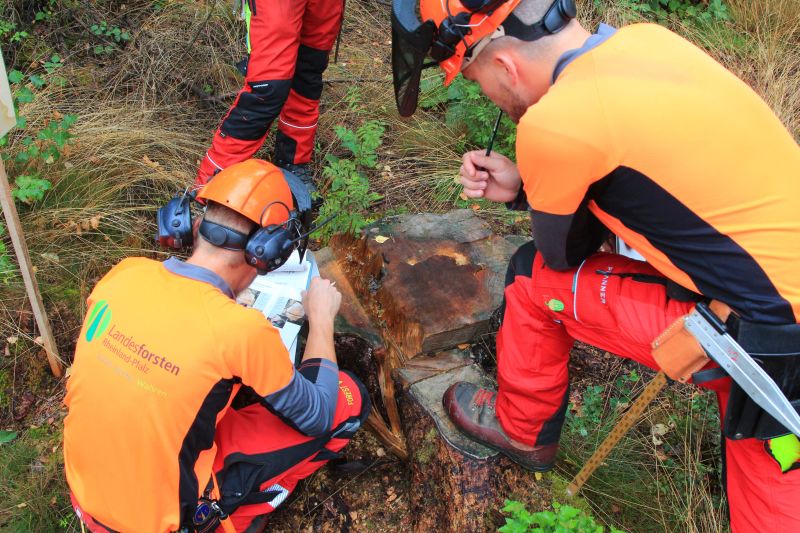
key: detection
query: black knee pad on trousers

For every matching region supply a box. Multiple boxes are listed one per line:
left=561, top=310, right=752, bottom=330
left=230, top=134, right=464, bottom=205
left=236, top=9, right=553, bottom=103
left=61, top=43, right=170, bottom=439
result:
left=220, top=79, right=292, bottom=140
left=292, top=45, right=329, bottom=101
left=500, top=240, right=538, bottom=325
left=506, top=240, right=538, bottom=286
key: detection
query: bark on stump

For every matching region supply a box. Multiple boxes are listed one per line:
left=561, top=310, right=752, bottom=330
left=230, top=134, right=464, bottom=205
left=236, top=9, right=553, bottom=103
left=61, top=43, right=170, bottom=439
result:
left=317, top=211, right=551, bottom=530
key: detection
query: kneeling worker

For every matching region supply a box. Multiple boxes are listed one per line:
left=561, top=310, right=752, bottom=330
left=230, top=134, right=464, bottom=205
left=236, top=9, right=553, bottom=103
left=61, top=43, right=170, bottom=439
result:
left=391, top=0, right=800, bottom=530
left=63, top=159, right=370, bottom=532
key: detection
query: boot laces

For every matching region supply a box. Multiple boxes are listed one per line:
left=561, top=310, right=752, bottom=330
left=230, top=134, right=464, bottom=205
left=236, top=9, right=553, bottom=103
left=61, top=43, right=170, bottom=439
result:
left=473, top=389, right=496, bottom=411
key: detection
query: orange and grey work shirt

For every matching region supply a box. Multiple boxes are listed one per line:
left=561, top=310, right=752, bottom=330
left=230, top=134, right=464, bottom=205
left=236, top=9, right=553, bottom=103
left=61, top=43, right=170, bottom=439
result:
left=514, top=23, right=800, bottom=324
left=64, top=257, right=339, bottom=532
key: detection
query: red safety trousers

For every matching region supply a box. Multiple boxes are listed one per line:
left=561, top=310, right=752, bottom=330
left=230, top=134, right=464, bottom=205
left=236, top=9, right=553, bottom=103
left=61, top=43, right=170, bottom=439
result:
left=71, top=371, right=368, bottom=533
left=196, top=0, right=344, bottom=186
left=213, top=370, right=368, bottom=532
left=497, top=241, right=800, bottom=532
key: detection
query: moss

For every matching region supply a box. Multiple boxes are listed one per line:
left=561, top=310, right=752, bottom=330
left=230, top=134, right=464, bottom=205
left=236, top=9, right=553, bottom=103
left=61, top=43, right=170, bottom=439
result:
left=0, top=369, right=10, bottom=409
left=415, top=427, right=439, bottom=465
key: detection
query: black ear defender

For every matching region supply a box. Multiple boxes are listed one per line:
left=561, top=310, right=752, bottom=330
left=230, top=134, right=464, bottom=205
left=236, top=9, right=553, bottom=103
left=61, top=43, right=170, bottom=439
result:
left=500, top=0, right=576, bottom=40
left=197, top=219, right=250, bottom=251
left=541, top=0, right=577, bottom=34
left=244, top=201, right=303, bottom=275
left=156, top=168, right=330, bottom=275
left=156, top=189, right=196, bottom=249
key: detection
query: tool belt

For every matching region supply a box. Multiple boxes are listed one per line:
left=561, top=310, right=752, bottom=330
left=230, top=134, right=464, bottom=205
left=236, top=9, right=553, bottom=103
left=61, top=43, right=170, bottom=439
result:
left=651, top=299, right=800, bottom=440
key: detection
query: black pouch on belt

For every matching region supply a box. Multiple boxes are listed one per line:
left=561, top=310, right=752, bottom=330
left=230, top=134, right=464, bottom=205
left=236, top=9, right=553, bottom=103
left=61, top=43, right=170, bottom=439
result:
left=723, top=318, right=800, bottom=440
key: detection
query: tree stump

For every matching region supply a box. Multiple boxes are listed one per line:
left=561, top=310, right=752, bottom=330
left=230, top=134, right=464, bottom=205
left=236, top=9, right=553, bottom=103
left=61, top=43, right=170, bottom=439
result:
left=317, top=210, right=551, bottom=530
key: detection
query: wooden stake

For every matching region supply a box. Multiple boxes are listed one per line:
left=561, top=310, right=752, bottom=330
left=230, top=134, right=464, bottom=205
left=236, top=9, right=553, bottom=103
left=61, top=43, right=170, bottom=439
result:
left=566, top=371, right=667, bottom=497
left=0, top=159, right=63, bottom=377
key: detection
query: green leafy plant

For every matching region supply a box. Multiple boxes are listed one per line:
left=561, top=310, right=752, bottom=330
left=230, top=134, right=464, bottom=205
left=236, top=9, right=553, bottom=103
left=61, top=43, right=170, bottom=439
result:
left=614, top=0, right=730, bottom=25
left=316, top=120, right=385, bottom=240
left=0, top=18, right=29, bottom=44
left=419, top=73, right=517, bottom=155
left=90, top=20, right=131, bottom=55
left=1, top=69, right=78, bottom=204
left=500, top=500, right=625, bottom=533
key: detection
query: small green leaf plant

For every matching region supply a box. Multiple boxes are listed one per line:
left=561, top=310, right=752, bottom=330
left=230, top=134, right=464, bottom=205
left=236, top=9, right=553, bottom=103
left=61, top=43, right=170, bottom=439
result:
left=1, top=67, right=78, bottom=204
left=500, top=500, right=626, bottom=533
left=611, top=0, right=730, bottom=25
left=316, top=120, right=385, bottom=241
left=90, top=21, right=131, bottom=55
left=419, top=73, right=517, bottom=155
left=0, top=19, right=29, bottom=44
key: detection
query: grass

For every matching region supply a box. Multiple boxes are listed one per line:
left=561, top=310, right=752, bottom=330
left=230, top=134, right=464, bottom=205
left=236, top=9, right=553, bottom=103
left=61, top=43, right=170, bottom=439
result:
left=0, top=0, right=797, bottom=531
left=556, top=358, right=726, bottom=532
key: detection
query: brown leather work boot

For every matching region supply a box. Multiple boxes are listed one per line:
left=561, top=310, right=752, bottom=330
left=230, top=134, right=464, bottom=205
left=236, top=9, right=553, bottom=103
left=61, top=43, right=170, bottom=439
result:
left=442, top=381, right=558, bottom=472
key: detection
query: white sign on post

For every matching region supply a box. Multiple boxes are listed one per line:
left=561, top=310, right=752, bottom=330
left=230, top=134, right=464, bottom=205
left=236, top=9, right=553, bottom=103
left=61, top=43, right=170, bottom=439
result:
left=0, top=51, right=14, bottom=137
left=0, top=48, right=63, bottom=377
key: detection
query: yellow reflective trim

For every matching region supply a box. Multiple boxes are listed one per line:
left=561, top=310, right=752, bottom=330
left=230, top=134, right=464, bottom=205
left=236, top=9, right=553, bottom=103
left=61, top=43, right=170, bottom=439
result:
left=768, top=434, right=800, bottom=473
left=244, top=2, right=252, bottom=54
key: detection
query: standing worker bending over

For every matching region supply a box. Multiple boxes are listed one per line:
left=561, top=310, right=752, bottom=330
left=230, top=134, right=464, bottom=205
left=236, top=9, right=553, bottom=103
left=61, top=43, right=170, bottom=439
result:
left=196, top=0, right=345, bottom=196
left=391, top=0, right=800, bottom=530
left=64, top=160, right=369, bottom=532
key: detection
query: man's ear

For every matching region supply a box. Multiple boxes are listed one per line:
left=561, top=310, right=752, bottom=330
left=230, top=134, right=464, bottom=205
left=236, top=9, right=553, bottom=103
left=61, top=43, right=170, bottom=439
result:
left=493, top=49, right=521, bottom=87
left=192, top=217, right=201, bottom=242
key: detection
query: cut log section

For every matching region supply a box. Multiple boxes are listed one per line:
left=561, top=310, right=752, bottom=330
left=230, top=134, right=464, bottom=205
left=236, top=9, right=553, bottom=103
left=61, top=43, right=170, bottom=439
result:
left=330, top=210, right=518, bottom=360
left=317, top=211, right=550, bottom=529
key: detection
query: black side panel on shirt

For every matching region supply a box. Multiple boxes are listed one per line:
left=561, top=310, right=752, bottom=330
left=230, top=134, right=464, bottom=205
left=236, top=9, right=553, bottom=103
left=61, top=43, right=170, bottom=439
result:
left=532, top=199, right=609, bottom=271
left=589, top=166, right=794, bottom=324
left=178, top=378, right=240, bottom=527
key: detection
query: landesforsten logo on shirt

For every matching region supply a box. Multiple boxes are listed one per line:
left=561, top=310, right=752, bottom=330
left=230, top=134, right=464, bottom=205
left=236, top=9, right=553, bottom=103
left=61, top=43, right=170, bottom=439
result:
left=85, top=299, right=181, bottom=377
left=85, top=300, right=112, bottom=342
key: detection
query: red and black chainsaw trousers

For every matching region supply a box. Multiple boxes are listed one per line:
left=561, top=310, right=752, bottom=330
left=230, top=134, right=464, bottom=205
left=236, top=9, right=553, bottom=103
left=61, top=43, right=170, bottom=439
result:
left=213, top=370, right=369, bottom=532
left=497, top=241, right=800, bottom=532
left=196, top=0, right=344, bottom=186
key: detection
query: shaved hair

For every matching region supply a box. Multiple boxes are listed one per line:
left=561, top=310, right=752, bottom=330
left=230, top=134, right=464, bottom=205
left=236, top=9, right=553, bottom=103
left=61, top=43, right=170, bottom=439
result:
left=192, top=201, right=257, bottom=265
left=475, top=0, right=571, bottom=65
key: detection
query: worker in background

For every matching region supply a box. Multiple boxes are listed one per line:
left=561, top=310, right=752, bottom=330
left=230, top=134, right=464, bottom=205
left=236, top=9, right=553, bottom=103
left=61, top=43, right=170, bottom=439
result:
left=391, top=0, right=800, bottom=530
left=64, top=160, right=370, bottom=532
left=195, top=0, right=345, bottom=199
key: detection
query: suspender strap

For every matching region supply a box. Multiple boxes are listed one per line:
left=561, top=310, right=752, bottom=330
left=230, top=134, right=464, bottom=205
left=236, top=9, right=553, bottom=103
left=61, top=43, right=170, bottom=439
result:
left=210, top=471, right=237, bottom=533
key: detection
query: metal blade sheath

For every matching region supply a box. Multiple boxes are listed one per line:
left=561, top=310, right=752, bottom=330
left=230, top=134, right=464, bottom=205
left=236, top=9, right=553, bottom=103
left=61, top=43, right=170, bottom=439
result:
left=685, top=310, right=800, bottom=437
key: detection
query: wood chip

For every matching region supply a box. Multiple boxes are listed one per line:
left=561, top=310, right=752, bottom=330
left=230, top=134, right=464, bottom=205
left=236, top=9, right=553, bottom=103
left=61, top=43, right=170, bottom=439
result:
left=375, top=235, right=390, bottom=244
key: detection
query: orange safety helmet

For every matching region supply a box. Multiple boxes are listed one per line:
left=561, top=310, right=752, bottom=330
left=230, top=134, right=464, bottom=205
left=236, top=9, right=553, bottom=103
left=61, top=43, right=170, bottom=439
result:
left=391, top=0, right=576, bottom=116
left=197, top=159, right=296, bottom=227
